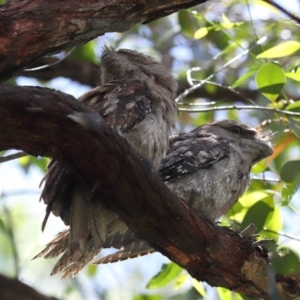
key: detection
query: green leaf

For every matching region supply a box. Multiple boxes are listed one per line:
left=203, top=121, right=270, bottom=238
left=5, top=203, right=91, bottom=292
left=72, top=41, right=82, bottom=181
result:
left=239, top=191, right=270, bottom=207
left=220, top=14, right=243, bottom=29
left=174, top=273, right=188, bottom=289
left=86, top=264, right=97, bottom=277
left=240, top=201, right=273, bottom=232
left=0, top=216, right=6, bottom=234
left=221, top=14, right=234, bottom=29
left=231, top=65, right=261, bottom=88
left=192, top=279, right=206, bottom=296
left=146, top=262, right=183, bottom=289
left=272, top=248, right=300, bottom=275
left=285, top=68, right=300, bottom=82
left=19, top=156, right=49, bottom=173
left=218, top=287, right=243, bottom=300
left=251, top=158, right=269, bottom=173
left=286, top=101, right=300, bottom=113
left=263, top=206, right=282, bottom=241
left=194, top=27, right=209, bottom=39
left=288, top=119, right=300, bottom=138
left=70, top=40, right=98, bottom=64
left=280, top=160, right=300, bottom=183
left=257, top=41, right=300, bottom=58
left=178, top=10, right=198, bottom=38
left=282, top=180, right=300, bottom=205
left=255, top=62, right=286, bottom=102
left=225, top=201, right=245, bottom=221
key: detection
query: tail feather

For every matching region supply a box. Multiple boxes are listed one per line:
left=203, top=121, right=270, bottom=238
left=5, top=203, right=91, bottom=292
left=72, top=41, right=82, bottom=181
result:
left=32, top=230, right=69, bottom=260
left=94, top=241, right=154, bottom=264
left=88, top=200, right=107, bottom=247
left=70, top=186, right=90, bottom=251
left=104, top=228, right=138, bottom=249
left=60, top=247, right=101, bottom=278
left=38, top=159, right=154, bottom=277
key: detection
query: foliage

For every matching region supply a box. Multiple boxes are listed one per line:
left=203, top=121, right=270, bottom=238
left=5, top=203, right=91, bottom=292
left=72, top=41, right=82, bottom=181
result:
left=1, top=0, right=300, bottom=299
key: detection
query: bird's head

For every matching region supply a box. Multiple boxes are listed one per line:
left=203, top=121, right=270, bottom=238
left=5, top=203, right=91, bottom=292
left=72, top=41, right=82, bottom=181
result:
left=100, top=46, right=178, bottom=97
left=201, top=120, right=273, bottom=166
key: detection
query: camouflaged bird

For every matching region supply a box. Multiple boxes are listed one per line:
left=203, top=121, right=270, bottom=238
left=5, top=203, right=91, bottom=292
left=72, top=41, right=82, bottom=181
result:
left=35, top=120, right=273, bottom=276
left=37, top=47, right=178, bottom=276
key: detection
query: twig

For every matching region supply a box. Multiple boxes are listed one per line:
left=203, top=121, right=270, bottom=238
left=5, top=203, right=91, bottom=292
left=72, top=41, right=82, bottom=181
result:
left=178, top=104, right=300, bottom=117
left=176, top=36, right=267, bottom=103
left=0, top=152, right=28, bottom=163
left=251, top=176, right=281, bottom=183
left=287, top=204, right=300, bottom=220
left=180, top=80, right=260, bottom=106
left=262, top=228, right=300, bottom=243
left=262, top=0, right=300, bottom=25
left=24, top=47, right=75, bottom=72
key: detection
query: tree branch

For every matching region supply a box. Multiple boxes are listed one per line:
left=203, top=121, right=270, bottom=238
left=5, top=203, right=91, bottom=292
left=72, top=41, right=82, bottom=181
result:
left=0, top=0, right=207, bottom=81
left=0, top=273, right=58, bottom=300
left=0, top=84, right=299, bottom=299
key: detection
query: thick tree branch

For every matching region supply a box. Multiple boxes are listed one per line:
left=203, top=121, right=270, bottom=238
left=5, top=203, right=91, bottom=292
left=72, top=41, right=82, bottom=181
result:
left=0, top=0, right=207, bottom=81
left=0, top=84, right=299, bottom=299
left=0, top=273, right=58, bottom=300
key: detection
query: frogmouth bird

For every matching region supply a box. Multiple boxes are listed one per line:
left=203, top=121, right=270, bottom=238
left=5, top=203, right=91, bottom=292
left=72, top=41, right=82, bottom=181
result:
left=35, top=120, right=273, bottom=277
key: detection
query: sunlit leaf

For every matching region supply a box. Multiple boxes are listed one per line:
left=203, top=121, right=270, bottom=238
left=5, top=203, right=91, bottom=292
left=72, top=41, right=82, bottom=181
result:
left=146, top=262, right=183, bottom=289
left=218, top=287, right=243, bottom=300
left=280, top=160, right=300, bottom=183
left=286, top=101, right=300, bottom=113
left=285, top=68, right=300, bottom=82
left=253, top=0, right=280, bottom=14
left=86, top=264, right=97, bottom=277
left=70, top=40, right=98, bottom=63
left=194, top=27, right=209, bottom=39
left=263, top=206, right=282, bottom=241
left=226, top=202, right=247, bottom=223
left=174, top=273, right=188, bottom=289
left=255, top=62, right=286, bottom=102
left=19, top=156, right=49, bottom=173
left=282, top=180, right=300, bottom=205
left=226, top=191, right=275, bottom=223
left=251, top=158, right=270, bottom=173
left=192, top=279, right=206, bottom=296
left=257, top=41, right=300, bottom=58
left=231, top=65, right=261, bottom=88
left=239, top=191, right=270, bottom=207
left=221, top=14, right=234, bottom=29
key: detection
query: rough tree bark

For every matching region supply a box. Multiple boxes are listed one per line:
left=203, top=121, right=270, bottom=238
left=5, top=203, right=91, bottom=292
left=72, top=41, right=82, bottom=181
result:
left=0, top=84, right=299, bottom=299
left=0, top=0, right=207, bottom=81
left=0, top=274, right=58, bottom=300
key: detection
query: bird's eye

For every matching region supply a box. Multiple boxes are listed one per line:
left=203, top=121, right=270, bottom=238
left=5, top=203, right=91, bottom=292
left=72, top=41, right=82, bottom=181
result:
left=230, top=126, right=242, bottom=135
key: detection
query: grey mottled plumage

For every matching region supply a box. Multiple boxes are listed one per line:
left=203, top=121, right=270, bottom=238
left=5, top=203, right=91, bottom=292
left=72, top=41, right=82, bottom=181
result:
left=37, top=48, right=177, bottom=276
left=35, top=120, right=273, bottom=276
